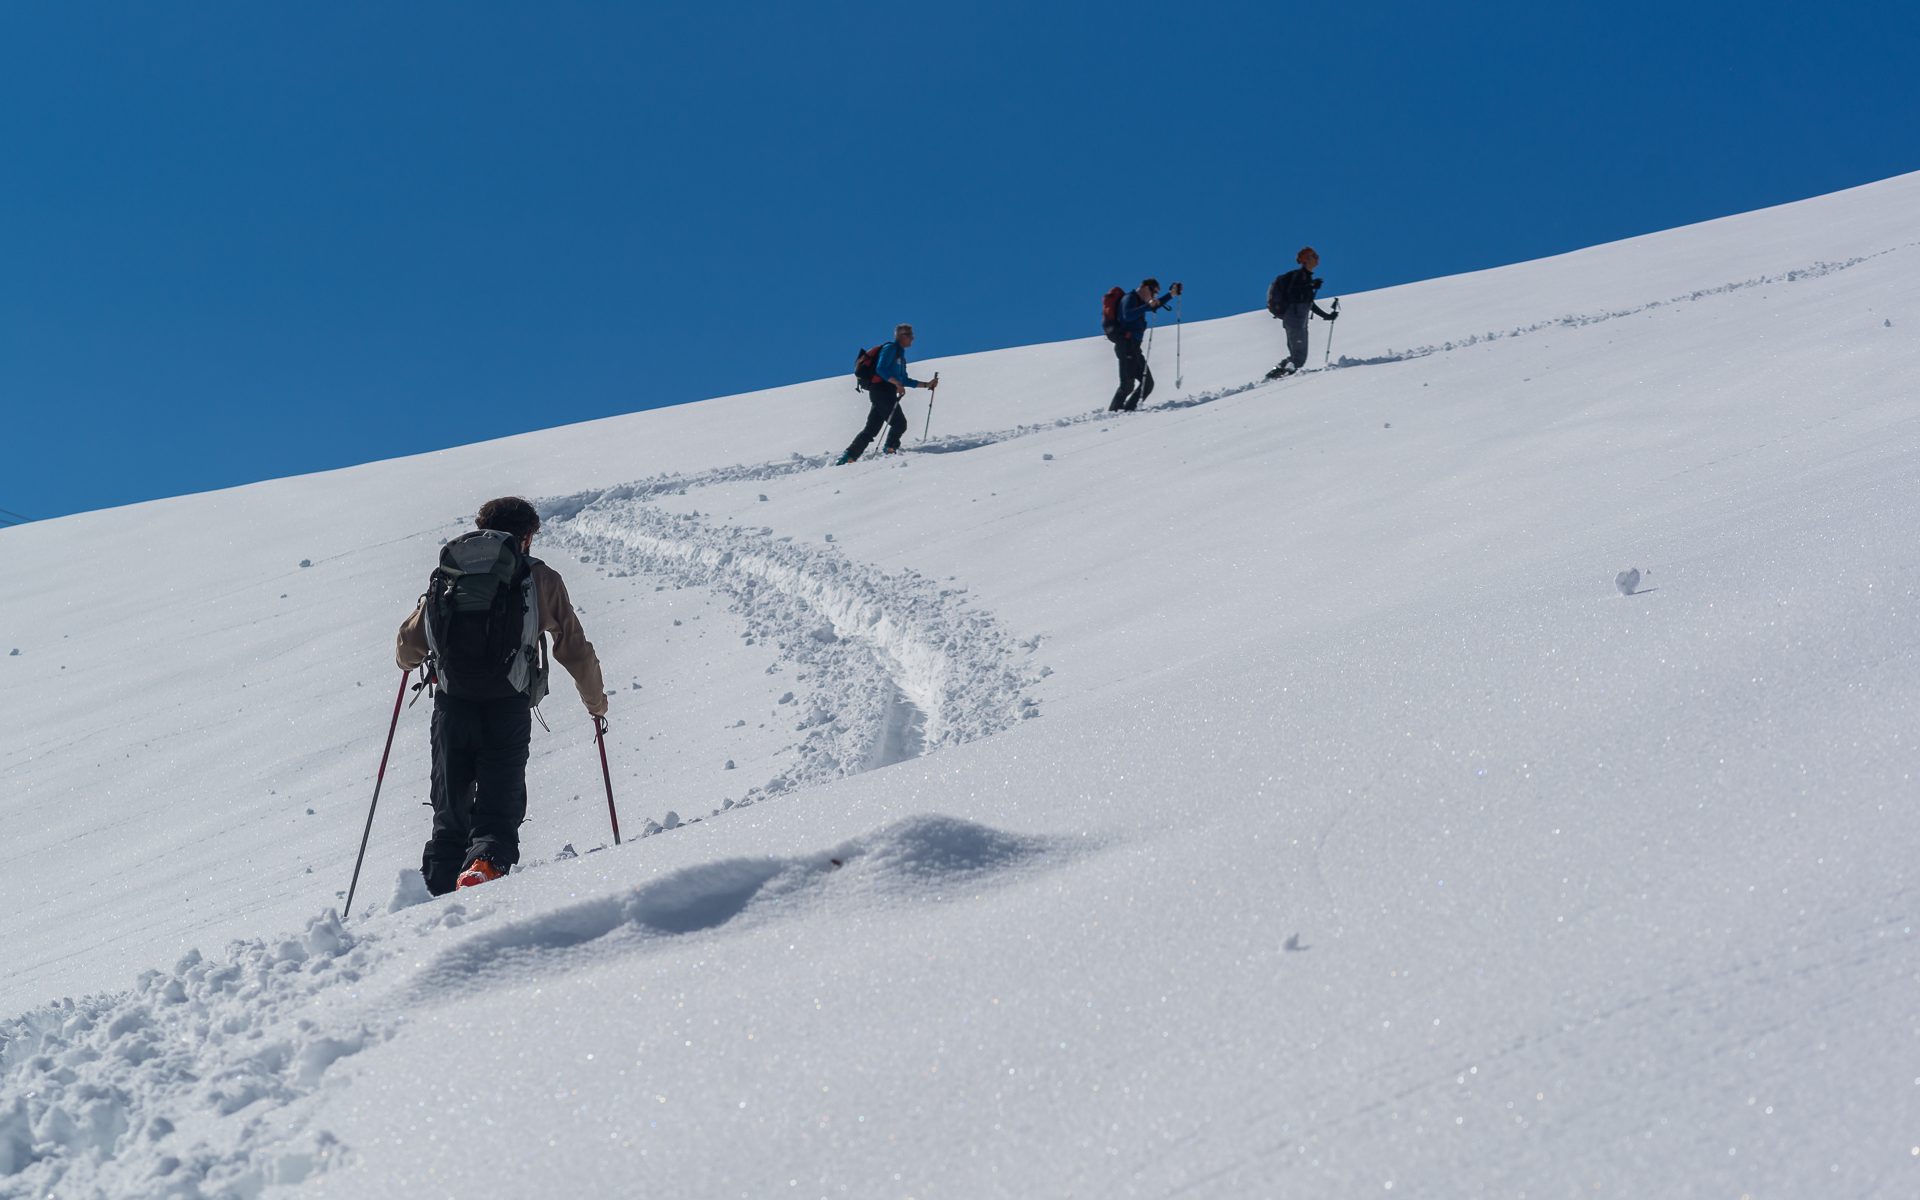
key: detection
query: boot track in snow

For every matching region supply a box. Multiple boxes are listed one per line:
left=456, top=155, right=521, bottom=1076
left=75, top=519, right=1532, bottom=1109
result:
left=541, top=495, right=1044, bottom=827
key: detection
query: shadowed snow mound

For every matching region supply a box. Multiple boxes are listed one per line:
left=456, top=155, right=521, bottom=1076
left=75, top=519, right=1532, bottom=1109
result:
left=413, top=815, right=1069, bottom=998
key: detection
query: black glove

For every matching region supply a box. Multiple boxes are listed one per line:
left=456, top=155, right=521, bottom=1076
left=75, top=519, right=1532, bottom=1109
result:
left=1325, top=308, right=1339, bottom=321
left=1311, top=277, right=1324, bottom=292
left=1169, top=281, right=1183, bottom=297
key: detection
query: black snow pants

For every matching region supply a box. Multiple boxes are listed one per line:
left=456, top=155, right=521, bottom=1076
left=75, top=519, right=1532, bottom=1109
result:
left=422, top=693, right=532, bottom=894
left=1110, top=337, right=1154, bottom=411
left=844, top=387, right=908, bottom=460
left=1280, top=303, right=1311, bottom=370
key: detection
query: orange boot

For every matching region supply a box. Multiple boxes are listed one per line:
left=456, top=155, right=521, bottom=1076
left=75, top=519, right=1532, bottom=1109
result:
left=455, top=858, right=505, bottom=889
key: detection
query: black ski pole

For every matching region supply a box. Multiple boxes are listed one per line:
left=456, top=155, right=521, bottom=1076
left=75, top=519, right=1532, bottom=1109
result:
left=595, top=714, right=621, bottom=845
left=344, top=669, right=410, bottom=920
left=921, top=372, right=940, bottom=441
left=1323, top=298, right=1341, bottom=368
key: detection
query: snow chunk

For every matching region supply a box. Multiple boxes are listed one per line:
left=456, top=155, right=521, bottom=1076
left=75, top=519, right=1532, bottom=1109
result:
left=386, top=869, right=432, bottom=913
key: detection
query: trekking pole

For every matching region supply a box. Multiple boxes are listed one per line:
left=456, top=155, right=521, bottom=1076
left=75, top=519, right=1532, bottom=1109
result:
left=343, top=669, right=410, bottom=920
left=595, top=714, right=621, bottom=845
left=921, top=372, right=940, bottom=441
left=1174, top=295, right=1183, bottom=390
left=1322, top=298, right=1341, bottom=368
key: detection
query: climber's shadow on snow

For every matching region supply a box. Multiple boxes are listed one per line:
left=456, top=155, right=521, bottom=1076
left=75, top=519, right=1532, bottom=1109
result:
left=409, top=815, right=1076, bottom=1000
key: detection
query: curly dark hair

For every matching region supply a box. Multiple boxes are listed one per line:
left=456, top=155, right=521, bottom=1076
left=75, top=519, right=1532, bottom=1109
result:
left=476, top=496, right=541, bottom=540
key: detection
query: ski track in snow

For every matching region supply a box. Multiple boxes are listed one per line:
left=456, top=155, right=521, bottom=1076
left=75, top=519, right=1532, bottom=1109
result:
left=1327, top=245, right=1913, bottom=368
left=0, top=816, right=1072, bottom=1198
left=541, top=246, right=1918, bottom=507
left=541, top=495, right=1044, bottom=827
left=523, top=244, right=1911, bottom=838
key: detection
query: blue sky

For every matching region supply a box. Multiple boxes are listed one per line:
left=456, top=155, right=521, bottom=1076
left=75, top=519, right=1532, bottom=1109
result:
left=4, top=0, right=1916, bottom=522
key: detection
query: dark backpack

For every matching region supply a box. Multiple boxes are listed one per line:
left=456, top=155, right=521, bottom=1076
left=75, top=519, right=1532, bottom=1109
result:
left=854, top=344, right=888, bottom=392
left=1100, top=287, right=1126, bottom=340
left=1269, top=269, right=1323, bottom=316
left=421, top=530, right=548, bottom=706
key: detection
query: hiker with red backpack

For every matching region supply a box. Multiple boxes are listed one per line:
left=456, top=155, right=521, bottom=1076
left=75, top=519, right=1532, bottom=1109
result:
left=839, top=323, right=939, bottom=464
left=395, top=497, right=608, bottom=894
left=1104, top=278, right=1182, bottom=412
left=1265, top=246, right=1339, bottom=379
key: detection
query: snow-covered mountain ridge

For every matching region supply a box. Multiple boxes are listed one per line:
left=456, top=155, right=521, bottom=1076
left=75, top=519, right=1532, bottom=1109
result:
left=2, top=171, right=1918, bottom=1198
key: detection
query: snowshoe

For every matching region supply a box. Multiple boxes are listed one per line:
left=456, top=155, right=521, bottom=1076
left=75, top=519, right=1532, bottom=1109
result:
left=1265, top=361, right=1298, bottom=381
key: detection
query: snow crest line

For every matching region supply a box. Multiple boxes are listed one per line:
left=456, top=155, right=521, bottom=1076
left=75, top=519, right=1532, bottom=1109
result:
left=411, top=814, right=1072, bottom=999
left=547, top=501, right=1042, bottom=812
left=535, top=244, right=1898, bottom=498
left=0, top=913, right=368, bottom=1196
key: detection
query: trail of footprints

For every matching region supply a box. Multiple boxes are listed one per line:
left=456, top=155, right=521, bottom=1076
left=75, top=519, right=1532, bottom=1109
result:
left=543, top=497, right=1046, bottom=832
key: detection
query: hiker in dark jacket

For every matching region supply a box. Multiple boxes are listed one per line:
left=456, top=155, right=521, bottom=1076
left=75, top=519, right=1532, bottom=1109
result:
left=1266, top=247, right=1338, bottom=378
left=1109, top=278, right=1181, bottom=412
left=839, top=324, right=938, bottom=464
left=396, top=496, right=608, bottom=894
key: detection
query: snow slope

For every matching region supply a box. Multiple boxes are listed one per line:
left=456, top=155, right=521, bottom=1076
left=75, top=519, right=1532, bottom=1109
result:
left=3, top=171, right=1919, bottom=1198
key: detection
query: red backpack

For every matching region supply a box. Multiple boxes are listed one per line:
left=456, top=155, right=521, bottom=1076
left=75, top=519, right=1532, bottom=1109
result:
left=1100, top=287, right=1126, bottom=341
left=853, top=344, right=885, bottom=391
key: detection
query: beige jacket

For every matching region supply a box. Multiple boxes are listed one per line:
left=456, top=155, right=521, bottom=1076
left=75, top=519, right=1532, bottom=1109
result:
left=397, top=558, right=608, bottom=716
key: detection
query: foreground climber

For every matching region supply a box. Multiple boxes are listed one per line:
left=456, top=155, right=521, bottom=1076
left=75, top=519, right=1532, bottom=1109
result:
left=396, top=496, right=608, bottom=893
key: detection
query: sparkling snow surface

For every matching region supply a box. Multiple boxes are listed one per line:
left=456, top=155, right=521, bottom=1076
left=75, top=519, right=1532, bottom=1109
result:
left=3, top=173, right=1919, bottom=1198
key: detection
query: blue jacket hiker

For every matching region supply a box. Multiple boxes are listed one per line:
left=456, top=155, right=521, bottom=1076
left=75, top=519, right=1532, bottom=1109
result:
left=840, top=323, right=939, bottom=464
left=1109, top=278, right=1182, bottom=412
left=872, top=340, right=925, bottom=392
